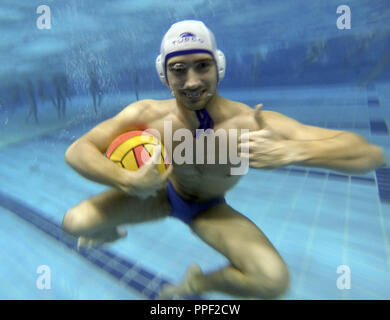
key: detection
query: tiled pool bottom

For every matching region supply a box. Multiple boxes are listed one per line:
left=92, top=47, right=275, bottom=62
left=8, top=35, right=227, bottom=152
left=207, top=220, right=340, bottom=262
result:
left=0, top=83, right=389, bottom=299
left=1, top=162, right=389, bottom=299
left=0, top=207, right=144, bottom=299
left=0, top=191, right=206, bottom=300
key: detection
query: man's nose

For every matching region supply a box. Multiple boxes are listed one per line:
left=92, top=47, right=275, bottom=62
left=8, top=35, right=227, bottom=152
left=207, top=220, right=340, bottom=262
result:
left=184, top=68, right=201, bottom=89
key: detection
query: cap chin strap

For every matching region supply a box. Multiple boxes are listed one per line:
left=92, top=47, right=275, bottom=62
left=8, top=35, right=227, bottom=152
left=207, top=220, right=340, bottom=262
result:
left=194, top=109, right=214, bottom=138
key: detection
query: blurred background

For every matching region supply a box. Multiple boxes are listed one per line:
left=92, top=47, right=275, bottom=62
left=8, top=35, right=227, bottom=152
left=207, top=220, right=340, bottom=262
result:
left=0, top=0, right=389, bottom=300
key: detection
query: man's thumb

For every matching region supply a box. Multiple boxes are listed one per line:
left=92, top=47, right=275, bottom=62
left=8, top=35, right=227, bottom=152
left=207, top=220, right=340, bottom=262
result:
left=254, top=104, right=265, bottom=128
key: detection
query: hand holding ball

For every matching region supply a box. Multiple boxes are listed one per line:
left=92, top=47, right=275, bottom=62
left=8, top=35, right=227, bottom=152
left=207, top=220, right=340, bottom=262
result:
left=106, top=131, right=171, bottom=198
left=106, top=131, right=170, bottom=173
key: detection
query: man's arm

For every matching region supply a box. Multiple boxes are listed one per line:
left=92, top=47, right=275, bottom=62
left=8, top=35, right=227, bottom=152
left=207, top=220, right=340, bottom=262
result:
left=247, top=105, right=387, bottom=174
left=65, top=100, right=152, bottom=188
left=292, top=130, right=386, bottom=174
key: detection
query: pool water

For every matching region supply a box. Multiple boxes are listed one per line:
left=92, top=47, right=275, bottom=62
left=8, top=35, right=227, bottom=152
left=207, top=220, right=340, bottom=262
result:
left=1, top=84, right=389, bottom=299
left=1, top=0, right=389, bottom=300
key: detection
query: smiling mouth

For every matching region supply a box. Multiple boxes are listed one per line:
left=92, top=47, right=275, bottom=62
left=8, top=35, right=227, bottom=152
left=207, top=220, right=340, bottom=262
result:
left=182, top=89, right=206, bottom=100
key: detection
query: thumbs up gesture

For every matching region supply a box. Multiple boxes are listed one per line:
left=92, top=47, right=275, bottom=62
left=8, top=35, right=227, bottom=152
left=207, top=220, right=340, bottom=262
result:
left=238, top=104, right=302, bottom=169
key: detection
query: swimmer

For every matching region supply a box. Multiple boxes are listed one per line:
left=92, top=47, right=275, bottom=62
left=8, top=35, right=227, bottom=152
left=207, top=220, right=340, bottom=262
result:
left=52, top=73, right=69, bottom=119
left=25, top=79, right=39, bottom=124
left=62, top=20, right=386, bottom=300
left=132, top=67, right=140, bottom=101
left=87, top=63, right=104, bottom=114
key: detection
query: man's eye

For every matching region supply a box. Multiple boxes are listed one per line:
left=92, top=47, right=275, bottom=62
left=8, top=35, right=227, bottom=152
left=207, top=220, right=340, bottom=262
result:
left=196, top=62, right=211, bottom=71
left=169, top=64, right=186, bottom=73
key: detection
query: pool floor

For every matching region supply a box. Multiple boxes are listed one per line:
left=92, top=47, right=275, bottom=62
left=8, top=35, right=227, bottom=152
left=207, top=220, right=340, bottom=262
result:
left=0, top=83, right=389, bottom=299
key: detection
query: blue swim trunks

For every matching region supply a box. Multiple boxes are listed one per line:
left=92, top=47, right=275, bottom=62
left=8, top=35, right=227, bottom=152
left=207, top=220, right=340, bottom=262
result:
left=166, top=181, right=226, bottom=224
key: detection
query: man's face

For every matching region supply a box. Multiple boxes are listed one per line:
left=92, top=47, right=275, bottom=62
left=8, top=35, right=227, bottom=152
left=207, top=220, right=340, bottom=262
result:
left=166, top=53, right=218, bottom=110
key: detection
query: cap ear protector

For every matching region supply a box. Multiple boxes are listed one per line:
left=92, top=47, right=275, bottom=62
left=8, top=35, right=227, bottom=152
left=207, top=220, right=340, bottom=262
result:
left=155, top=54, right=166, bottom=85
left=156, top=49, right=225, bottom=86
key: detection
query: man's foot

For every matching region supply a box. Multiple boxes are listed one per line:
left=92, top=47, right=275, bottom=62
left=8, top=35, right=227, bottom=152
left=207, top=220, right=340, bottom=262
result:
left=157, top=264, right=203, bottom=300
left=77, top=226, right=127, bottom=249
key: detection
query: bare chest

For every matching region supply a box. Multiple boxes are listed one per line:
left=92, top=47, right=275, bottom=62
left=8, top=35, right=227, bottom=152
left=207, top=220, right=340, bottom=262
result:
left=171, top=162, right=242, bottom=200
left=168, top=130, right=244, bottom=200
left=147, top=110, right=257, bottom=199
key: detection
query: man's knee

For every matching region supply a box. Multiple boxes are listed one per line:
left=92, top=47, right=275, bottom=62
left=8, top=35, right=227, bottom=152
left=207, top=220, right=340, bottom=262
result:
left=259, top=263, right=290, bottom=299
left=62, top=202, right=97, bottom=236
left=244, top=250, right=290, bottom=299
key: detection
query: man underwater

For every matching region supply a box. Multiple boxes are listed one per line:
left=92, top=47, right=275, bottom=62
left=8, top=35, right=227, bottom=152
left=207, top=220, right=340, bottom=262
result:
left=62, top=20, right=386, bottom=299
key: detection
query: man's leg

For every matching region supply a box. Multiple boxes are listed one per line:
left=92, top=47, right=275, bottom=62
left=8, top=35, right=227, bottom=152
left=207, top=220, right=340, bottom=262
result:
left=62, top=188, right=171, bottom=246
left=158, top=203, right=289, bottom=299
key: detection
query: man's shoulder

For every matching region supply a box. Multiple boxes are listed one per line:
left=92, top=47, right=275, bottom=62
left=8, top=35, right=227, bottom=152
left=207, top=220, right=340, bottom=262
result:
left=123, top=98, right=174, bottom=110
left=220, top=97, right=253, bottom=116
left=121, top=99, right=175, bottom=120
left=222, top=99, right=296, bottom=130
left=218, top=98, right=258, bottom=129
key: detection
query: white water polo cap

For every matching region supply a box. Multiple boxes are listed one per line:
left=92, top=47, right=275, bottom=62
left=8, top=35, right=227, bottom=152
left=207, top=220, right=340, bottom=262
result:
left=156, top=20, right=226, bottom=86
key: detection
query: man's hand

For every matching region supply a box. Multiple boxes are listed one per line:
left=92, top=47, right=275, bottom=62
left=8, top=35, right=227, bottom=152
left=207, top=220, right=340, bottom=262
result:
left=116, top=146, right=172, bottom=199
left=238, top=104, right=306, bottom=169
